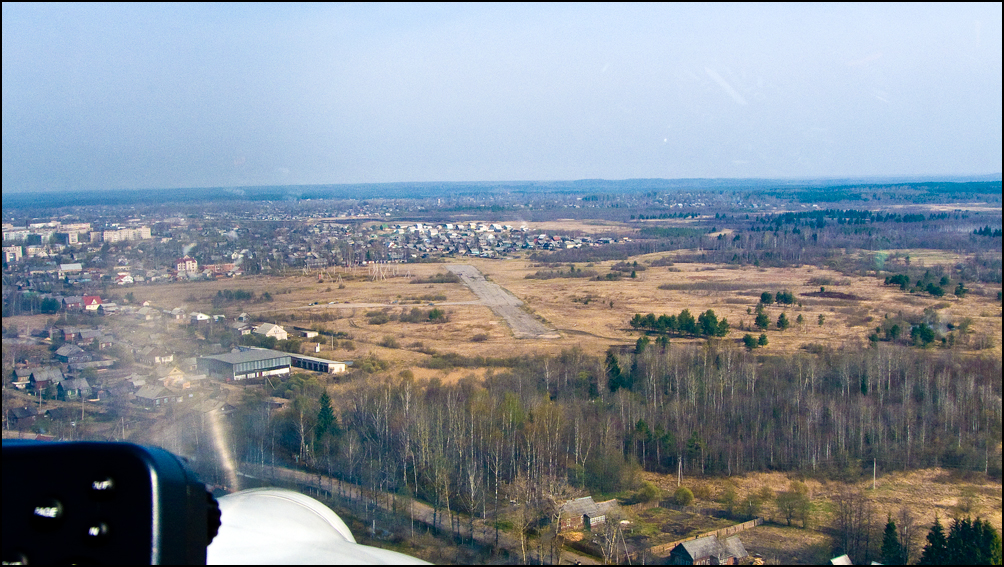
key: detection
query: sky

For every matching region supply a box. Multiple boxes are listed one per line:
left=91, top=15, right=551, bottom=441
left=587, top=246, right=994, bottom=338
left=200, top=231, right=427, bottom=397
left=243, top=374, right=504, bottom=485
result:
left=2, top=3, right=1001, bottom=192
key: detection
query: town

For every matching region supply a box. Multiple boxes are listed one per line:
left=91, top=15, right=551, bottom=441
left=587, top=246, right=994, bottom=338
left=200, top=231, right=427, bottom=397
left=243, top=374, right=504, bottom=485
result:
left=3, top=180, right=1001, bottom=564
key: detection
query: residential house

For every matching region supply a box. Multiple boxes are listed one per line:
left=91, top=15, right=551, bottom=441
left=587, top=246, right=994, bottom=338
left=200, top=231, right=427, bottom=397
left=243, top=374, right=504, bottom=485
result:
left=254, top=323, right=288, bottom=341
left=60, top=327, right=81, bottom=342
left=62, top=296, right=84, bottom=310
left=58, top=377, right=93, bottom=400
left=190, top=312, right=210, bottom=325
left=154, top=366, right=188, bottom=389
left=76, top=329, right=103, bottom=346
left=9, top=406, right=39, bottom=430
left=55, top=344, right=92, bottom=364
left=12, top=368, right=33, bottom=390
left=135, top=385, right=173, bottom=408
left=28, top=367, right=65, bottom=392
left=83, top=295, right=102, bottom=311
left=137, top=346, right=174, bottom=366
left=175, top=256, right=199, bottom=274
left=667, top=535, right=749, bottom=566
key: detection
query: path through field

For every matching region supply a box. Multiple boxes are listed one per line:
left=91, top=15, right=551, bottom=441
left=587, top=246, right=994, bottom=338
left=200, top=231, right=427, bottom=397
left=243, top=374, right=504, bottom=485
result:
left=447, top=264, right=560, bottom=339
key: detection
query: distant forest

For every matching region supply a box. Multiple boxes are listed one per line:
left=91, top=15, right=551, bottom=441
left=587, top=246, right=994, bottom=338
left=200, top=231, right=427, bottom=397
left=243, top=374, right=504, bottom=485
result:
left=3, top=178, right=1000, bottom=211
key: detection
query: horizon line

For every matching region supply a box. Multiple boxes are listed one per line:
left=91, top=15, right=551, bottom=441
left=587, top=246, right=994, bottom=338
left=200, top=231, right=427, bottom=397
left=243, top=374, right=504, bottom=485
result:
left=3, top=173, right=1001, bottom=195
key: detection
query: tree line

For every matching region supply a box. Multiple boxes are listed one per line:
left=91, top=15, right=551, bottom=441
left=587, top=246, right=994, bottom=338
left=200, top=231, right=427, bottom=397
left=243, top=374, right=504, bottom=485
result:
left=629, top=309, right=730, bottom=338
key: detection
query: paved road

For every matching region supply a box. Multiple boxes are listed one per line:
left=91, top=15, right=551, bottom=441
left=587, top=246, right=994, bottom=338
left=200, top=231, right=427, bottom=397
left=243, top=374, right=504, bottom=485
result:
left=446, top=265, right=560, bottom=339
left=243, top=463, right=598, bottom=565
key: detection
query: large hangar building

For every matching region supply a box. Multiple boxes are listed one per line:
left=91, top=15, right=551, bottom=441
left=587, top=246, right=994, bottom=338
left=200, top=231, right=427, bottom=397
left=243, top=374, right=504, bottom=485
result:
left=198, top=349, right=292, bottom=381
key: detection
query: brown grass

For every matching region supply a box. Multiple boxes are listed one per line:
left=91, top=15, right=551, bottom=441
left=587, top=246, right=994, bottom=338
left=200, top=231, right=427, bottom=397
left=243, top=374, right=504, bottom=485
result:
left=639, top=468, right=1003, bottom=564
left=115, top=249, right=1002, bottom=366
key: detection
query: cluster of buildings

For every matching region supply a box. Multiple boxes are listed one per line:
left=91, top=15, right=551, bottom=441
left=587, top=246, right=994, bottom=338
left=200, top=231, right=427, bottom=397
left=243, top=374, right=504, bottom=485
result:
left=5, top=308, right=349, bottom=434
left=377, top=222, right=620, bottom=260
left=3, top=222, right=158, bottom=262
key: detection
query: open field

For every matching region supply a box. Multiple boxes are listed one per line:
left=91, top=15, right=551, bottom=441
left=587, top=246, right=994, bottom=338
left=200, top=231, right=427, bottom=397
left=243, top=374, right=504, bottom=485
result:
left=638, top=468, right=1003, bottom=563
left=93, top=249, right=1001, bottom=375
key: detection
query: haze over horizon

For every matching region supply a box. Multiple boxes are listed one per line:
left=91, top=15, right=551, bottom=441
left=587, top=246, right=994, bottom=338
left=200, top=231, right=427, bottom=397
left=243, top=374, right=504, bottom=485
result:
left=3, top=3, right=1002, bottom=193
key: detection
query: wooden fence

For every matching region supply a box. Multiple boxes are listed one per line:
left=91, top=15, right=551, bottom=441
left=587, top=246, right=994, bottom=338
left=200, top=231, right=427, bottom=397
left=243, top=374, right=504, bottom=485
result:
left=649, top=517, right=764, bottom=556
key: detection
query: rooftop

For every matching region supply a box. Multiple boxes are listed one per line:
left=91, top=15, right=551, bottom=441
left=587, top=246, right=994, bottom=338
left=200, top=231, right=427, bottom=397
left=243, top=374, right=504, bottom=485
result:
left=202, top=348, right=291, bottom=365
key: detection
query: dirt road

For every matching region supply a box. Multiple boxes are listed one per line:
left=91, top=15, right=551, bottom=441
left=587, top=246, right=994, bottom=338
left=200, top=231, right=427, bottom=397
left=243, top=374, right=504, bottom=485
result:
left=446, top=264, right=560, bottom=339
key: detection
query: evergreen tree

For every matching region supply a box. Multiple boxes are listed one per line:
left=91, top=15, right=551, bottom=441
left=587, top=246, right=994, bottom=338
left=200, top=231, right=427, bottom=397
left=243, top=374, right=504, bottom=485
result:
left=777, top=312, right=790, bottom=331
left=607, top=350, right=630, bottom=392
left=635, top=336, right=649, bottom=354
left=316, top=391, right=335, bottom=439
left=882, top=514, right=904, bottom=565
left=973, top=518, right=1003, bottom=565
left=945, top=517, right=1003, bottom=565
left=755, top=310, right=771, bottom=330
left=919, top=516, right=948, bottom=565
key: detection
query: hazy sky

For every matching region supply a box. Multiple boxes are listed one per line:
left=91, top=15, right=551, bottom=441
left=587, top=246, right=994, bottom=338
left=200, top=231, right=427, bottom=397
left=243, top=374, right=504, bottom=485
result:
left=3, top=3, right=1001, bottom=192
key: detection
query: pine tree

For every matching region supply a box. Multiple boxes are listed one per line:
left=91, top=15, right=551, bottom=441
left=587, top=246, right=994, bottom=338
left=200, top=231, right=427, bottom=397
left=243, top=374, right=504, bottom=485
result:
left=945, top=517, right=1003, bottom=565
left=882, top=514, right=904, bottom=565
left=919, top=516, right=948, bottom=565
left=777, top=312, right=790, bottom=331
left=316, top=391, right=335, bottom=439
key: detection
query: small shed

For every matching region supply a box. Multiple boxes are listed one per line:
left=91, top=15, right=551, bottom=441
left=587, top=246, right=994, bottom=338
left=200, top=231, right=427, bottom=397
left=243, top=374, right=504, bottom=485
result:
left=558, top=496, right=620, bottom=531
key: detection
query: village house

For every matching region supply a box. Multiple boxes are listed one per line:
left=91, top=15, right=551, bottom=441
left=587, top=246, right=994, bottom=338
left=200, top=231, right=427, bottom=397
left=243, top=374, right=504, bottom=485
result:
left=55, top=344, right=92, bottom=364
left=137, top=346, right=174, bottom=366
left=28, top=367, right=65, bottom=392
left=190, top=312, right=211, bottom=325
left=135, top=385, right=173, bottom=407
left=58, top=377, right=93, bottom=400
left=11, top=369, right=32, bottom=390
left=83, top=295, right=102, bottom=311
left=254, top=322, right=288, bottom=341
left=9, top=406, right=39, bottom=430
left=667, top=535, right=749, bottom=566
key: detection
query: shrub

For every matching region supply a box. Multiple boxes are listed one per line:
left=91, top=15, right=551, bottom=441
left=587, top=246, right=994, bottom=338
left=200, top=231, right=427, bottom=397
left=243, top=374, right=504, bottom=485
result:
left=410, top=272, right=461, bottom=284
left=636, top=481, right=661, bottom=503
left=674, top=486, right=695, bottom=506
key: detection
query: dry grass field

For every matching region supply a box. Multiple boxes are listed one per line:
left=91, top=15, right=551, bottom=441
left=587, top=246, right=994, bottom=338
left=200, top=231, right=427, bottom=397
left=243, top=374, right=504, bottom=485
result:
left=7, top=246, right=999, bottom=385
left=640, top=467, right=1003, bottom=564
left=99, top=247, right=1002, bottom=380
